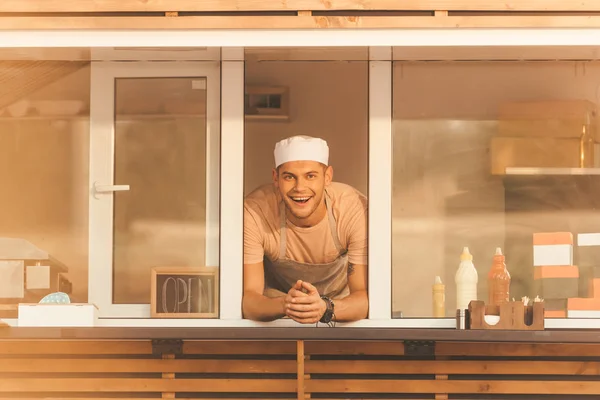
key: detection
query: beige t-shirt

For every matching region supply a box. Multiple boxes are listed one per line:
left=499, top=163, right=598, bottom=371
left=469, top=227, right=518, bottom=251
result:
left=243, top=182, right=368, bottom=266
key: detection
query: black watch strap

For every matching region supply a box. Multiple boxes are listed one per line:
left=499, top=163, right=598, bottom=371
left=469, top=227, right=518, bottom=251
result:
left=319, top=295, right=335, bottom=324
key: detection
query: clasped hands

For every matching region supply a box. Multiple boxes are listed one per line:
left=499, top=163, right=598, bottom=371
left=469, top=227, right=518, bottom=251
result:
left=283, top=280, right=327, bottom=324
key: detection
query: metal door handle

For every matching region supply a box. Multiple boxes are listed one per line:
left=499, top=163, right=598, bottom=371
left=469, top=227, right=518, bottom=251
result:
left=92, top=181, right=130, bottom=198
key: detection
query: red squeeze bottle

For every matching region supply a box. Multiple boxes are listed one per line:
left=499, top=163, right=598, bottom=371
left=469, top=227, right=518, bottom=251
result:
left=488, top=247, right=511, bottom=306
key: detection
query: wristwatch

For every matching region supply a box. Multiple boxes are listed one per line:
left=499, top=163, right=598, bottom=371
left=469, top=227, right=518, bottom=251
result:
left=319, top=295, right=335, bottom=324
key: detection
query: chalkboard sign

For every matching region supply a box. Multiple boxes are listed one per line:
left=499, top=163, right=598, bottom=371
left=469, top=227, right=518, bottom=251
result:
left=150, top=266, right=219, bottom=318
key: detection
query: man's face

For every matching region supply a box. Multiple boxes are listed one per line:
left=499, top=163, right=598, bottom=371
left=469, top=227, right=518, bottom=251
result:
left=273, top=160, right=333, bottom=222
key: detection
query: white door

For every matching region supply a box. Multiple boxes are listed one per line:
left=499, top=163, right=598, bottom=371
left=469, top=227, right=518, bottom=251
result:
left=88, top=61, right=220, bottom=318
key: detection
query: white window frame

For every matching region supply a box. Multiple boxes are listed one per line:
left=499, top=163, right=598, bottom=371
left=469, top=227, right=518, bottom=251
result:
left=3, top=29, right=600, bottom=48
left=219, top=48, right=245, bottom=320
left=368, top=47, right=393, bottom=321
left=88, top=60, right=221, bottom=318
left=1, top=29, right=599, bottom=329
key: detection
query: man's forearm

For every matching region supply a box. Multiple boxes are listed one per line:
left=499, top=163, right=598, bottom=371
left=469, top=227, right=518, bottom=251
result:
left=242, top=291, right=286, bottom=322
left=329, top=290, right=368, bottom=322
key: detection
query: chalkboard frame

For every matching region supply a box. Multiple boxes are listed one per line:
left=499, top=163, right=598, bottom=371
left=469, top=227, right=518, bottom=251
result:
left=150, top=266, right=219, bottom=318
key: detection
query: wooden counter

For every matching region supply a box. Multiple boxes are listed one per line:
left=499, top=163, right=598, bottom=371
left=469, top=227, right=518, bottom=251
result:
left=1, top=327, right=600, bottom=399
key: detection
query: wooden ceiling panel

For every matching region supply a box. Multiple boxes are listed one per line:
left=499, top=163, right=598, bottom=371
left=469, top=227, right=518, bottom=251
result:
left=0, top=0, right=598, bottom=13
left=0, top=1, right=598, bottom=30
left=1, top=15, right=600, bottom=30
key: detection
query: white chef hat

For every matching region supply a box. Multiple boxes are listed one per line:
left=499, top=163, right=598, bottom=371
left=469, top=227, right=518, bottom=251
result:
left=274, top=135, right=329, bottom=167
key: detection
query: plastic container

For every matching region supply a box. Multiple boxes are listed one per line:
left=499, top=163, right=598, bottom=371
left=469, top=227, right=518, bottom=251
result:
left=432, top=276, right=445, bottom=317
left=455, top=247, right=478, bottom=311
left=488, top=247, right=511, bottom=306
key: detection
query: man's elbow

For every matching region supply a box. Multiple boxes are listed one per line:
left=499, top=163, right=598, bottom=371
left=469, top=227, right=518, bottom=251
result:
left=339, top=289, right=369, bottom=322
left=358, top=290, right=369, bottom=319
left=241, top=291, right=257, bottom=320
left=352, top=289, right=369, bottom=320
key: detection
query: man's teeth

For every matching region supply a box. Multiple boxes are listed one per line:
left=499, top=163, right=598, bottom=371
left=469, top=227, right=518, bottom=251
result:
left=292, top=197, right=310, bottom=202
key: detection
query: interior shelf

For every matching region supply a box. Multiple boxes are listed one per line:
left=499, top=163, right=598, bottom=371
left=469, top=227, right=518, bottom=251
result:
left=505, top=167, right=600, bottom=176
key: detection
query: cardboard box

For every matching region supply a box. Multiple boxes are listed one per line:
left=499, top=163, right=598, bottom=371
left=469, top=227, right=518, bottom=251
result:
left=17, top=303, right=98, bottom=327
left=498, top=100, right=598, bottom=141
left=589, top=279, right=600, bottom=299
left=567, top=310, right=600, bottom=318
left=533, top=265, right=579, bottom=299
left=567, top=297, right=600, bottom=310
left=545, top=310, right=566, bottom=318
left=490, top=136, right=596, bottom=174
left=533, top=265, right=579, bottom=280
left=576, top=247, right=600, bottom=268
left=576, top=265, right=600, bottom=297
left=533, top=232, right=573, bottom=246
left=533, top=244, right=573, bottom=266
left=0, top=260, right=24, bottom=299
left=534, top=278, right=579, bottom=299
left=26, top=265, right=50, bottom=290
left=577, top=233, right=600, bottom=247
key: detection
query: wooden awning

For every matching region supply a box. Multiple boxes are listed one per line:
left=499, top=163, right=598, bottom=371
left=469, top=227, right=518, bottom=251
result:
left=0, top=1, right=599, bottom=30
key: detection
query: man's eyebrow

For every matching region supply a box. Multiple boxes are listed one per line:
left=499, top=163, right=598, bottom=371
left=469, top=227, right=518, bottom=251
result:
left=281, top=170, right=320, bottom=176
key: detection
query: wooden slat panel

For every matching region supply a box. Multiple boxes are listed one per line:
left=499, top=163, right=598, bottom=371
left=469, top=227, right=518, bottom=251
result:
left=437, top=342, right=600, bottom=357
left=183, top=341, right=296, bottom=355
left=305, top=341, right=404, bottom=355
left=0, top=378, right=297, bottom=392
left=297, top=340, right=305, bottom=400
left=0, top=61, right=87, bottom=110
left=0, top=0, right=598, bottom=12
left=2, top=15, right=600, bottom=30
left=306, top=379, right=600, bottom=394
left=306, top=360, right=600, bottom=375
left=4, top=328, right=600, bottom=342
left=0, top=340, right=152, bottom=355
left=0, top=358, right=296, bottom=373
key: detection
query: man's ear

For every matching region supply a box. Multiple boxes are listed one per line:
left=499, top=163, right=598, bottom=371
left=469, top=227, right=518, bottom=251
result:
left=324, top=165, right=333, bottom=186
left=272, top=167, right=279, bottom=187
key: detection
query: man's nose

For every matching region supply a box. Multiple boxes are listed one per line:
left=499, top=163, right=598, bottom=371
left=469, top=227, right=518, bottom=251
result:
left=294, top=178, right=307, bottom=190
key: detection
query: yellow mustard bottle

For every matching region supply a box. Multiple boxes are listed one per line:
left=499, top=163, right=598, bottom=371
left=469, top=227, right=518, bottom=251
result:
left=432, top=275, right=445, bottom=317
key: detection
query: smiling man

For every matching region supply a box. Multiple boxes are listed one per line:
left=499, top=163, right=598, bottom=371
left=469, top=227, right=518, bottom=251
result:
left=242, top=135, right=369, bottom=324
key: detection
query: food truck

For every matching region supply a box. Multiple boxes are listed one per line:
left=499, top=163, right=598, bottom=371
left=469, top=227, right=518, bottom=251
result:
left=1, top=1, right=600, bottom=398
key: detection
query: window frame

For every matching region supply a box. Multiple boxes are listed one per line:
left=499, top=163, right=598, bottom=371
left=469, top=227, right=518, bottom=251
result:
left=88, top=60, right=221, bottom=318
left=1, top=28, right=599, bottom=329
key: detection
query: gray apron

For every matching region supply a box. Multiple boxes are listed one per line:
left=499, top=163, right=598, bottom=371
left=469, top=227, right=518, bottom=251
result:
left=263, top=191, right=351, bottom=300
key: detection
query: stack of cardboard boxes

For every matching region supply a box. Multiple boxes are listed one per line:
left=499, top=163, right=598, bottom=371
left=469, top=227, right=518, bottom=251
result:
left=534, top=231, right=600, bottom=318
left=491, top=100, right=599, bottom=174
left=0, top=237, right=71, bottom=319
left=571, top=233, right=600, bottom=318
left=533, top=232, right=577, bottom=318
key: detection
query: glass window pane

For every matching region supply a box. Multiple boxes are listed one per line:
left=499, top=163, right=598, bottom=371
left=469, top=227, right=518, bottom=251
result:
left=0, top=61, right=90, bottom=317
left=113, top=77, right=208, bottom=305
left=242, top=47, right=370, bottom=323
left=392, top=58, right=600, bottom=320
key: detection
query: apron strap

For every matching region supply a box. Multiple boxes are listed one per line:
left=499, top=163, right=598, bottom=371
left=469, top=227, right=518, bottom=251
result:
left=279, top=200, right=287, bottom=258
left=324, top=191, right=346, bottom=256
left=278, top=190, right=347, bottom=260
